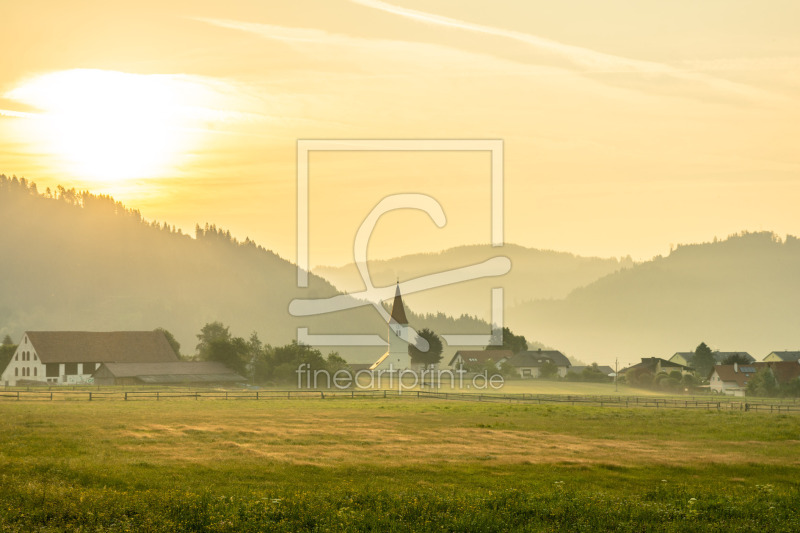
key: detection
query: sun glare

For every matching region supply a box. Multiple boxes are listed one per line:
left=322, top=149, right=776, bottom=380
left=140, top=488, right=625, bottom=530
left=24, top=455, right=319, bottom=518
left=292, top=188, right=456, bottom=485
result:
left=7, top=69, right=198, bottom=181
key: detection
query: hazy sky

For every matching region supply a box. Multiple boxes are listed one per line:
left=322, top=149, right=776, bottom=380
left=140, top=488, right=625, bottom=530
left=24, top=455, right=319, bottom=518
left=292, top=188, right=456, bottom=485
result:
left=2, top=0, right=799, bottom=266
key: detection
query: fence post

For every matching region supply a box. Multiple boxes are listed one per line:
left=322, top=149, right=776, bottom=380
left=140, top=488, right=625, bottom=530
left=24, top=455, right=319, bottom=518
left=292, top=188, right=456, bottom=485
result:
left=50, top=392, right=53, bottom=401
left=156, top=392, right=159, bottom=401
left=89, top=392, right=92, bottom=401
left=16, top=391, right=19, bottom=401
left=124, top=392, right=128, bottom=401
left=225, top=391, right=228, bottom=400
left=195, top=392, right=198, bottom=400
left=256, top=391, right=259, bottom=400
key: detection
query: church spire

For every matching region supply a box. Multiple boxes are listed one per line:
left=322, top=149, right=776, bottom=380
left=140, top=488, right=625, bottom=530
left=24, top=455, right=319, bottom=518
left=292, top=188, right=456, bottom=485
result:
left=389, top=281, right=408, bottom=325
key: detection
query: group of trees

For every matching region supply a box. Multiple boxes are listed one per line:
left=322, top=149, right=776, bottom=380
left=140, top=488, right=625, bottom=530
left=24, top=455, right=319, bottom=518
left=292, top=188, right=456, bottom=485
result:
left=192, top=321, right=348, bottom=383
left=746, top=369, right=800, bottom=398
left=0, top=335, right=16, bottom=373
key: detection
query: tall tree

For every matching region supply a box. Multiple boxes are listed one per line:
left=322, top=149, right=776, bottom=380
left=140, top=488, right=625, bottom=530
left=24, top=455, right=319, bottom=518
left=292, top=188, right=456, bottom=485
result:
left=747, top=368, right=778, bottom=398
left=408, top=328, right=443, bottom=367
left=204, top=337, right=249, bottom=376
left=196, top=321, right=232, bottom=359
left=485, top=326, right=528, bottom=354
left=692, top=342, right=716, bottom=377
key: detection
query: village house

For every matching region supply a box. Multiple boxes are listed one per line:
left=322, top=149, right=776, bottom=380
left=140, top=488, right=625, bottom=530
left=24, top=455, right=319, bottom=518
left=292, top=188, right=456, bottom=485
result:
left=762, top=351, right=800, bottom=362
left=448, top=350, right=512, bottom=371
left=621, top=357, right=693, bottom=382
left=1, top=331, right=179, bottom=386
left=506, top=349, right=571, bottom=378
left=709, top=361, right=800, bottom=396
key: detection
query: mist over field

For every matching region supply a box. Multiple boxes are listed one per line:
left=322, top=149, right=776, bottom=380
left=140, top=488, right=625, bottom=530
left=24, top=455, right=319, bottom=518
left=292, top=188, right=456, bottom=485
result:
left=3, top=175, right=798, bottom=366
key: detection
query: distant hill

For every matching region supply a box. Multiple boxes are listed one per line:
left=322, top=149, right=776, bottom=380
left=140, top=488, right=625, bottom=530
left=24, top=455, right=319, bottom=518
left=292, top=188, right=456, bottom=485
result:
left=0, top=175, right=497, bottom=363
left=508, top=232, right=800, bottom=365
left=315, top=244, right=631, bottom=320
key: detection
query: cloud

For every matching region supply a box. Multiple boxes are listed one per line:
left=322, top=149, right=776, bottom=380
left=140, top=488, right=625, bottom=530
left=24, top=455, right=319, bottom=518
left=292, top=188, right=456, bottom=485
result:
left=348, top=0, right=783, bottom=103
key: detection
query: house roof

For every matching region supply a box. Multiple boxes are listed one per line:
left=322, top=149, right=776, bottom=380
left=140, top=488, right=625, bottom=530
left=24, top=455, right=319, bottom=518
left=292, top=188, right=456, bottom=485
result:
left=508, top=350, right=571, bottom=368
left=95, top=361, right=243, bottom=383
left=389, top=282, right=408, bottom=325
left=569, top=365, right=614, bottom=375
left=26, top=331, right=179, bottom=364
left=765, top=351, right=800, bottom=362
left=711, top=361, right=800, bottom=387
left=712, top=351, right=754, bottom=363
left=448, top=350, right=512, bottom=367
left=622, top=357, right=692, bottom=374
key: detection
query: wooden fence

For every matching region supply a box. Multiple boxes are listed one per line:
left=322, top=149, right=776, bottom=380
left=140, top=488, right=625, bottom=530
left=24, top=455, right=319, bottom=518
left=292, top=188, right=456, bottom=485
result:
left=1, top=388, right=799, bottom=412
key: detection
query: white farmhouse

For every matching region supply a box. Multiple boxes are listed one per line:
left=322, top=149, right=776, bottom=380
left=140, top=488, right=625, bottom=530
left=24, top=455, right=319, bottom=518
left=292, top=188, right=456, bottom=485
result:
left=1, top=331, right=179, bottom=386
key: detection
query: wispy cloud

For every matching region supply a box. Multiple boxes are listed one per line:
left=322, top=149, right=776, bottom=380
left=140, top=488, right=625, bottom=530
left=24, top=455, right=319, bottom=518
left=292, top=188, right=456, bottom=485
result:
left=349, top=0, right=784, bottom=103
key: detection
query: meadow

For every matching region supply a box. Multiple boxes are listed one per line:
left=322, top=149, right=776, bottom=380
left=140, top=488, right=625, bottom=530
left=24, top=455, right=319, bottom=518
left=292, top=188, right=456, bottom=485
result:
left=1, top=395, right=799, bottom=531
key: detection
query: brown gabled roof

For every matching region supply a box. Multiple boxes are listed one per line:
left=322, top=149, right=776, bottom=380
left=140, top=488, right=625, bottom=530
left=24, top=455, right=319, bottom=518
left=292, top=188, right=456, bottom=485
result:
left=26, top=331, right=179, bottom=364
left=448, top=350, right=512, bottom=367
left=711, top=364, right=762, bottom=387
left=389, top=282, right=408, bottom=325
left=711, top=361, right=800, bottom=387
left=508, top=350, right=571, bottom=368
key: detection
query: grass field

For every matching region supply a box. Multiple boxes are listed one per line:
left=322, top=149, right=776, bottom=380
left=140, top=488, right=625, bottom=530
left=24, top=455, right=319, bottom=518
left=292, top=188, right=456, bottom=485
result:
left=1, top=397, right=799, bottom=531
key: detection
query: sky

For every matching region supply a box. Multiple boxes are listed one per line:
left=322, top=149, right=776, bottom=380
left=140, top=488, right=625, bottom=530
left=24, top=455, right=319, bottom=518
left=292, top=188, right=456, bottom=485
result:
left=1, top=0, right=799, bottom=267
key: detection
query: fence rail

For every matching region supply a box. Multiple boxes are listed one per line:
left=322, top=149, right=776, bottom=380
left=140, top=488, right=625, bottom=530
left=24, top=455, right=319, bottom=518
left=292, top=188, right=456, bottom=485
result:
left=1, top=388, right=799, bottom=413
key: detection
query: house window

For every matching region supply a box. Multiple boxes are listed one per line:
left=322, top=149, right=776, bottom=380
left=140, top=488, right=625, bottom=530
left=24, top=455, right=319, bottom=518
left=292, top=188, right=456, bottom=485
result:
left=33, top=368, right=37, bottom=377
left=33, top=353, right=37, bottom=361
left=522, top=369, right=532, bottom=377
left=14, top=368, right=18, bottom=376
left=82, top=362, right=96, bottom=374
left=46, top=364, right=59, bottom=378
left=14, top=353, right=18, bottom=361
left=64, top=363, right=78, bottom=376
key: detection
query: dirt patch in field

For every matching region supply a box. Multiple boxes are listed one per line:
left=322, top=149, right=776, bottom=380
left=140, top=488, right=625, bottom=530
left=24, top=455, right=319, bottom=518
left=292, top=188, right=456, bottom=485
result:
left=114, top=412, right=797, bottom=468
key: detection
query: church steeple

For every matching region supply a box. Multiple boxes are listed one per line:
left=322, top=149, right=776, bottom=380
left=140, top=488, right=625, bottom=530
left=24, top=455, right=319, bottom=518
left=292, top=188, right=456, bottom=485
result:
left=389, top=281, right=408, bottom=325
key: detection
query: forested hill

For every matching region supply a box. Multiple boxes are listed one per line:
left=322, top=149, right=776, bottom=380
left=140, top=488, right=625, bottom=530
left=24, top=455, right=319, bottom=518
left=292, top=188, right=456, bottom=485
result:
left=0, top=175, right=494, bottom=361
left=508, top=231, right=800, bottom=364
left=315, top=244, right=631, bottom=320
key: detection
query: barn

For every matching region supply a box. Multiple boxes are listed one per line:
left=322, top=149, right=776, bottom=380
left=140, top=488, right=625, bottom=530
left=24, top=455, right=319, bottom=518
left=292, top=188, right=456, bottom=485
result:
left=1, top=331, right=179, bottom=386
left=92, top=361, right=244, bottom=386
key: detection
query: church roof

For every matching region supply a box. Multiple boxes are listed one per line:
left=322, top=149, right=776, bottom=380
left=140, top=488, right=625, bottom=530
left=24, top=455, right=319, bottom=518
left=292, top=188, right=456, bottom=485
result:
left=389, top=282, right=408, bottom=324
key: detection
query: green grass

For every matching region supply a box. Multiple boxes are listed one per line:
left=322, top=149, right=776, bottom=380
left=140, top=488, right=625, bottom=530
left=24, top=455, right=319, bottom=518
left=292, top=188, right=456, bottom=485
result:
left=1, top=398, right=799, bottom=531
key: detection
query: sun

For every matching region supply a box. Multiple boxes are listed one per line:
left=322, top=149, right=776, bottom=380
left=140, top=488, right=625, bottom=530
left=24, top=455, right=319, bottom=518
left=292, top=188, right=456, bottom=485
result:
left=7, top=69, right=191, bottom=181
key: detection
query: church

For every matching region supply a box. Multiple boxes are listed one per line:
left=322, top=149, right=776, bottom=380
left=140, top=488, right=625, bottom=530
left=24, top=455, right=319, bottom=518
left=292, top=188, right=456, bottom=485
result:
left=369, top=282, right=412, bottom=371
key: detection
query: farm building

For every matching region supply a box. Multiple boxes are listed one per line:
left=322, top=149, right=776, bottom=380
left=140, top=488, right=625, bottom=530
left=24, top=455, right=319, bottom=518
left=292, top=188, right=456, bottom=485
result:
left=762, top=351, right=800, bottom=362
left=448, top=350, right=512, bottom=371
left=669, top=351, right=754, bottom=367
left=92, top=361, right=244, bottom=385
left=709, top=361, right=800, bottom=396
left=621, top=357, right=693, bottom=382
left=0, top=331, right=179, bottom=386
left=506, top=349, right=571, bottom=378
